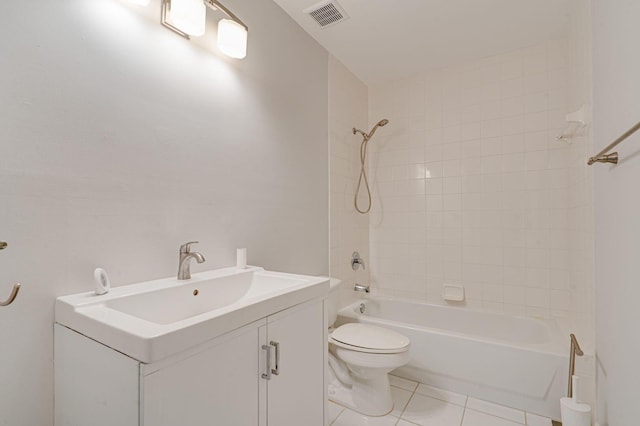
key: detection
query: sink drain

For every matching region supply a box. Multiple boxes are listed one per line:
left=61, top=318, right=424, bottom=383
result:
left=193, top=289, right=199, bottom=296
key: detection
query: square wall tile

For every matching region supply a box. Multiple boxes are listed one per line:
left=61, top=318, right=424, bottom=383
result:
left=366, top=37, right=592, bottom=323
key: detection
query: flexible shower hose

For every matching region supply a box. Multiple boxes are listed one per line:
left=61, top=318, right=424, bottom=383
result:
left=354, top=136, right=372, bottom=214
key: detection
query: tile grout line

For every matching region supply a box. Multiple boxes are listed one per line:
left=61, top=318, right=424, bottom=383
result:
left=459, top=398, right=467, bottom=426
left=465, top=394, right=531, bottom=425
left=396, top=384, right=416, bottom=424
left=394, top=381, right=418, bottom=426
left=457, top=393, right=469, bottom=426
left=328, top=402, right=345, bottom=426
left=465, top=407, right=527, bottom=425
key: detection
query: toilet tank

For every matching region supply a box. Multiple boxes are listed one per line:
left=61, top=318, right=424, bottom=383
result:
left=327, top=278, right=343, bottom=326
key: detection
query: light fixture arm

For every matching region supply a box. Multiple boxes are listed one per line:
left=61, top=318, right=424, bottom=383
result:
left=204, top=0, right=248, bottom=30
left=161, top=0, right=192, bottom=39
left=160, top=0, right=248, bottom=58
left=161, top=0, right=248, bottom=39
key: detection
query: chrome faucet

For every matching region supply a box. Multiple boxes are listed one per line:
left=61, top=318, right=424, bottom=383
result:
left=354, top=283, right=370, bottom=293
left=177, top=241, right=206, bottom=280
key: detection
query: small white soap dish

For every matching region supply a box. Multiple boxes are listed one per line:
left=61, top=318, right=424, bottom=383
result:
left=442, top=285, right=464, bottom=302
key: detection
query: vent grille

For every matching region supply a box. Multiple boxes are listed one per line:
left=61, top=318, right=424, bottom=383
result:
left=305, top=1, right=349, bottom=28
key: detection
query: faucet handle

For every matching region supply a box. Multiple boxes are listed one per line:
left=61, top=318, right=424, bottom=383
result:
left=180, top=241, right=199, bottom=253
left=351, top=251, right=366, bottom=271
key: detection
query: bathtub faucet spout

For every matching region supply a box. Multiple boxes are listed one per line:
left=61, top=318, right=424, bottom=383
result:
left=354, top=283, right=370, bottom=293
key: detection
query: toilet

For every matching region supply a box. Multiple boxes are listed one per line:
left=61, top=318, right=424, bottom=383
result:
left=327, top=278, right=410, bottom=416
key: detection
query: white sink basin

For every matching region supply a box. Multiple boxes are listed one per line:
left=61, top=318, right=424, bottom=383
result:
left=55, top=267, right=328, bottom=363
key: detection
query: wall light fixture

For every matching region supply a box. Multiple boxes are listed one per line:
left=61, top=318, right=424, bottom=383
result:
left=161, top=0, right=248, bottom=59
left=161, top=0, right=206, bottom=37
left=217, top=18, right=247, bottom=59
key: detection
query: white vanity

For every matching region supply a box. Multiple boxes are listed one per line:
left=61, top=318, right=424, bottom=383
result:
left=54, top=266, right=329, bottom=426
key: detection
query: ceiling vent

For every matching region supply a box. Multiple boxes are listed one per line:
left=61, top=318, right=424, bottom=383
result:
left=304, top=0, right=349, bottom=29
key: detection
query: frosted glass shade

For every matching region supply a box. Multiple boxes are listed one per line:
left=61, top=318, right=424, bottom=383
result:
left=168, top=0, right=206, bottom=36
left=128, top=0, right=150, bottom=6
left=217, top=19, right=247, bottom=59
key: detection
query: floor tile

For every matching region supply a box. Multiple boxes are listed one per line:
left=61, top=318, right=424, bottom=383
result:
left=414, top=383, right=467, bottom=407
left=525, top=412, right=553, bottom=426
left=462, top=409, right=524, bottom=426
left=401, top=393, right=465, bottom=426
left=329, top=401, right=345, bottom=424
left=396, top=420, right=421, bottom=426
left=331, top=408, right=398, bottom=426
left=466, top=397, right=525, bottom=423
left=327, top=379, right=557, bottom=426
left=389, top=387, right=413, bottom=418
left=389, top=375, right=419, bottom=392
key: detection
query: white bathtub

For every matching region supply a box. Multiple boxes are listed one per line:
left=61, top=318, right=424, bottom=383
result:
left=336, top=297, right=568, bottom=419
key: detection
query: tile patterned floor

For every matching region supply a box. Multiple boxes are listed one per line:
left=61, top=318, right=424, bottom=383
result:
left=328, top=375, right=556, bottom=426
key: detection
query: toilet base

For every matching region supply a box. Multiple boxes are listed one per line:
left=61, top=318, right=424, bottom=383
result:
left=328, top=367, right=394, bottom=417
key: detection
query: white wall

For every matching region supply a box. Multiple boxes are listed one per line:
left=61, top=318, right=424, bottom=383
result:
left=0, top=0, right=328, bottom=425
left=328, top=56, right=369, bottom=306
left=368, top=38, right=587, bottom=319
left=591, top=1, right=640, bottom=424
left=562, top=0, right=597, bottom=407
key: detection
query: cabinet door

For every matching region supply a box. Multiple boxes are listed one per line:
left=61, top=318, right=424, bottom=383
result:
left=267, top=300, right=325, bottom=426
left=142, top=324, right=262, bottom=426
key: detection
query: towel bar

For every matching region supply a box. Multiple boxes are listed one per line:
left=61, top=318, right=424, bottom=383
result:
left=588, top=120, right=640, bottom=165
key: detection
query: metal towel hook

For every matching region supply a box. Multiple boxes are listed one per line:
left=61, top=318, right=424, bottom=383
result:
left=0, top=241, right=21, bottom=307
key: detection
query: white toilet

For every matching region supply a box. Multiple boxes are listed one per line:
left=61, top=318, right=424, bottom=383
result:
left=327, top=278, right=410, bottom=416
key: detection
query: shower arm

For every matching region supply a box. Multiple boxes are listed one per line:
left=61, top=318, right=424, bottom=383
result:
left=353, top=128, right=369, bottom=140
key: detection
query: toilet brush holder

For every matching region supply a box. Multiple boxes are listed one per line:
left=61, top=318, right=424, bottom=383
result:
left=560, top=375, right=591, bottom=426
left=560, top=397, right=590, bottom=426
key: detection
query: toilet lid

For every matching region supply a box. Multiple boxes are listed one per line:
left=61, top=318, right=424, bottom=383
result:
left=331, top=323, right=410, bottom=352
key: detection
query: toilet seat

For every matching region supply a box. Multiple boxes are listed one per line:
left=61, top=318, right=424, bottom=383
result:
left=330, top=323, right=410, bottom=354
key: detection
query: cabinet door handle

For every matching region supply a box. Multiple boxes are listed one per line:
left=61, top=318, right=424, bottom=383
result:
left=270, top=341, right=280, bottom=376
left=261, top=344, right=272, bottom=380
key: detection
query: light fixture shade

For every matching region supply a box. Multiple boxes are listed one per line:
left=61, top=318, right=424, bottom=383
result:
left=128, top=0, right=150, bottom=6
left=168, top=0, right=206, bottom=36
left=217, top=19, right=247, bottom=59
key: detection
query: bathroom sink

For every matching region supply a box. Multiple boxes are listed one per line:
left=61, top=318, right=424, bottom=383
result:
left=55, top=267, right=328, bottom=363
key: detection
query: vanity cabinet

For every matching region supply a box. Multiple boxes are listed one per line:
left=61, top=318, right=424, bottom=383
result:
left=141, top=324, right=262, bottom=426
left=55, top=298, right=326, bottom=426
left=265, top=299, right=325, bottom=425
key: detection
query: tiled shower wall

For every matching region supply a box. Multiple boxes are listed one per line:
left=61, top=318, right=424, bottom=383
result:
left=368, top=37, right=592, bottom=320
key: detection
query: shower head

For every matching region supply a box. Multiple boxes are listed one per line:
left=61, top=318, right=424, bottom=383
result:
left=367, top=118, right=389, bottom=139
left=352, top=118, right=390, bottom=141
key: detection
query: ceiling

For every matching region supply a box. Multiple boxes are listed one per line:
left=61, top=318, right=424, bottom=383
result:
left=272, top=0, right=576, bottom=85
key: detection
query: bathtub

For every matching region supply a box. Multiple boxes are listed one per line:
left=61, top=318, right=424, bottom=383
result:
left=335, top=297, right=568, bottom=419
